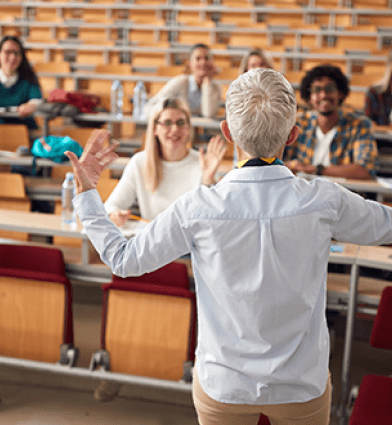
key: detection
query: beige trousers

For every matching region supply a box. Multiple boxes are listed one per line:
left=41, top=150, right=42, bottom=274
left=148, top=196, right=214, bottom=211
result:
left=192, top=370, right=332, bottom=425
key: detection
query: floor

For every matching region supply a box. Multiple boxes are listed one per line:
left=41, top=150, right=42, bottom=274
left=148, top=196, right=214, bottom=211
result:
left=1, top=294, right=392, bottom=425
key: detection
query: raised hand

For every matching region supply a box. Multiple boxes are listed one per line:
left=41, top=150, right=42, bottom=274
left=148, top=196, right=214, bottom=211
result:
left=65, top=129, right=119, bottom=194
left=199, top=135, right=227, bottom=186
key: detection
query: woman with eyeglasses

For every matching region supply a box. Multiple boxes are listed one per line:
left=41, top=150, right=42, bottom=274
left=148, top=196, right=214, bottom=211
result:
left=105, top=98, right=226, bottom=228
left=0, top=35, right=43, bottom=133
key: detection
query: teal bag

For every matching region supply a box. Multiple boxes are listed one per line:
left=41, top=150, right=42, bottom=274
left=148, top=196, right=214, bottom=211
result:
left=31, top=136, right=83, bottom=163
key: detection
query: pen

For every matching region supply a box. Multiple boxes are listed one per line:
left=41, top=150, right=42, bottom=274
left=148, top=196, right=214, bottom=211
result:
left=128, top=214, right=150, bottom=223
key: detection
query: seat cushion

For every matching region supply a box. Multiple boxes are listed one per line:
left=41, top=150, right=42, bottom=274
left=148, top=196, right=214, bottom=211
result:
left=350, top=375, right=392, bottom=424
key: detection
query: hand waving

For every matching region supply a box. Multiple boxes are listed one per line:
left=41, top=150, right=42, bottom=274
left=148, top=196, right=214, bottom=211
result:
left=199, top=135, right=227, bottom=186
left=65, top=129, right=119, bottom=194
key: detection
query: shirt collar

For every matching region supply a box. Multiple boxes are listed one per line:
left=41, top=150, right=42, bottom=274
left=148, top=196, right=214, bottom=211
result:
left=0, top=69, right=18, bottom=88
left=236, top=157, right=283, bottom=168
left=221, top=162, right=295, bottom=184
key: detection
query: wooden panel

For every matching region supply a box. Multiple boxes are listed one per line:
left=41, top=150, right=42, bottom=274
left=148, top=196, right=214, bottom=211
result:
left=106, top=290, right=192, bottom=380
left=0, top=125, right=29, bottom=152
left=0, top=172, right=26, bottom=198
left=229, top=32, right=268, bottom=48
left=131, top=51, right=168, bottom=67
left=176, top=30, right=214, bottom=46
left=0, top=172, right=31, bottom=241
left=34, top=62, right=72, bottom=97
left=344, top=90, right=367, bottom=112
left=0, top=277, right=65, bottom=362
left=95, top=64, right=133, bottom=75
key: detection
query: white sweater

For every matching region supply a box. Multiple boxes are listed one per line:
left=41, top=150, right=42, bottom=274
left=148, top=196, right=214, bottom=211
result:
left=104, top=150, right=202, bottom=221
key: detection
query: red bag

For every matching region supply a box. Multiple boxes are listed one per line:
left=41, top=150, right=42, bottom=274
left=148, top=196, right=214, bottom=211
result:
left=48, top=89, right=101, bottom=113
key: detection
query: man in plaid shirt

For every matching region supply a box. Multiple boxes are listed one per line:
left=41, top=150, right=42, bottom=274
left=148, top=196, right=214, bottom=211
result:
left=284, top=64, right=378, bottom=180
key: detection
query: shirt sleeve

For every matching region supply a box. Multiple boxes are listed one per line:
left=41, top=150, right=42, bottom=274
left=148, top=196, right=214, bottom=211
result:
left=143, top=75, right=186, bottom=119
left=27, top=83, right=42, bottom=101
left=333, top=184, right=392, bottom=245
left=74, top=189, right=192, bottom=277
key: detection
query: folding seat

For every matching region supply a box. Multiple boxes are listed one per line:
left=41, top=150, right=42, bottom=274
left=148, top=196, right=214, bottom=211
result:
left=0, top=172, right=31, bottom=242
left=349, top=286, right=392, bottom=424
left=0, top=244, right=77, bottom=365
left=91, top=262, right=197, bottom=382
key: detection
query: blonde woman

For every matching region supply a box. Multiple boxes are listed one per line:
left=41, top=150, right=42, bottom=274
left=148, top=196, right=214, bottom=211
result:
left=105, top=97, right=226, bottom=226
left=364, top=48, right=392, bottom=125
left=238, top=48, right=275, bottom=75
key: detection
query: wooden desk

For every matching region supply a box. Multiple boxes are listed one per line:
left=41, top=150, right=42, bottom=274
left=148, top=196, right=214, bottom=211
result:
left=0, top=209, right=89, bottom=265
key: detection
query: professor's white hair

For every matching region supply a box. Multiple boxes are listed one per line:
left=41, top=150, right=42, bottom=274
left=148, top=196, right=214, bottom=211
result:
left=226, top=68, right=297, bottom=158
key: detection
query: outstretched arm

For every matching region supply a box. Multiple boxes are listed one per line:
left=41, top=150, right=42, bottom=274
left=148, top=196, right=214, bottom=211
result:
left=65, top=129, right=119, bottom=194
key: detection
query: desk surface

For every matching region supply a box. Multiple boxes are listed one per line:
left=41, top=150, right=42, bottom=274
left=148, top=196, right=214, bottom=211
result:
left=0, top=208, right=85, bottom=239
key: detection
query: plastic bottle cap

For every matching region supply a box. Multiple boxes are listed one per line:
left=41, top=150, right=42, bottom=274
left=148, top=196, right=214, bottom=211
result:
left=66, top=172, right=74, bottom=179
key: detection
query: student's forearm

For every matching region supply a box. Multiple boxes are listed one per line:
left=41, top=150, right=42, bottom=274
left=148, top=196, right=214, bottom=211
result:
left=322, top=164, right=372, bottom=180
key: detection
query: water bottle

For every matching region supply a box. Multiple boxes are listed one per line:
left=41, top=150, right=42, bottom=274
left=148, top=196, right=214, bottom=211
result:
left=61, top=172, right=77, bottom=230
left=111, top=79, right=124, bottom=119
left=132, top=81, right=147, bottom=120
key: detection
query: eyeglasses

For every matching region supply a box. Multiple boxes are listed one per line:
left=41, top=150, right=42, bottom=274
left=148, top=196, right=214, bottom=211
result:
left=156, top=119, right=188, bottom=128
left=1, top=49, right=22, bottom=57
left=310, top=83, right=337, bottom=95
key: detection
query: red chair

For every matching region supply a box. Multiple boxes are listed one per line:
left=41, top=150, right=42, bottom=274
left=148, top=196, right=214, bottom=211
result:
left=257, top=414, right=271, bottom=424
left=91, top=262, right=196, bottom=382
left=349, top=286, right=392, bottom=424
left=0, top=244, right=77, bottom=365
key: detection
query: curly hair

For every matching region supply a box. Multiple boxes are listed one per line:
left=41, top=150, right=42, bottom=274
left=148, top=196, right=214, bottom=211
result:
left=300, top=64, right=349, bottom=105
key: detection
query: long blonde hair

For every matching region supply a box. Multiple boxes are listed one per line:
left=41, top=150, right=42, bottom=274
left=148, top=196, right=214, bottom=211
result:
left=370, top=48, right=392, bottom=94
left=144, top=98, right=192, bottom=192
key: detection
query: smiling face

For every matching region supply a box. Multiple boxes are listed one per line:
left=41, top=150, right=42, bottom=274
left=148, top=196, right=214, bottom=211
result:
left=247, top=54, right=271, bottom=71
left=0, top=39, right=23, bottom=76
left=309, top=76, right=343, bottom=117
left=154, top=108, right=191, bottom=161
left=189, top=47, right=212, bottom=83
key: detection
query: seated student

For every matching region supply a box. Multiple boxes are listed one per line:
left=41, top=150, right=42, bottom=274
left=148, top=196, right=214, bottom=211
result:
left=68, top=68, right=392, bottom=425
left=284, top=64, right=378, bottom=180
left=364, top=48, right=392, bottom=126
left=143, top=43, right=221, bottom=120
left=0, top=35, right=43, bottom=137
left=238, top=48, right=275, bottom=74
left=105, top=97, right=226, bottom=226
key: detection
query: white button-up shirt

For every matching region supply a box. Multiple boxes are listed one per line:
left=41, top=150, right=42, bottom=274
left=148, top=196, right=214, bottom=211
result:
left=74, top=165, right=392, bottom=406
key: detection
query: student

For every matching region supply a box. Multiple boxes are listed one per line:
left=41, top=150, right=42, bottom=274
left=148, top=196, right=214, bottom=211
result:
left=0, top=35, right=43, bottom=134
left=284, top=64, right=378, bottom=180
left=143, top=44, right=221, bottom=119
left=364, top=48, right=392, bottom=126
left=67, top=68, right=392, bottom=424
left=238, top=48, right=275, bottom=74
left=105, top=98, right=226, bottom=226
